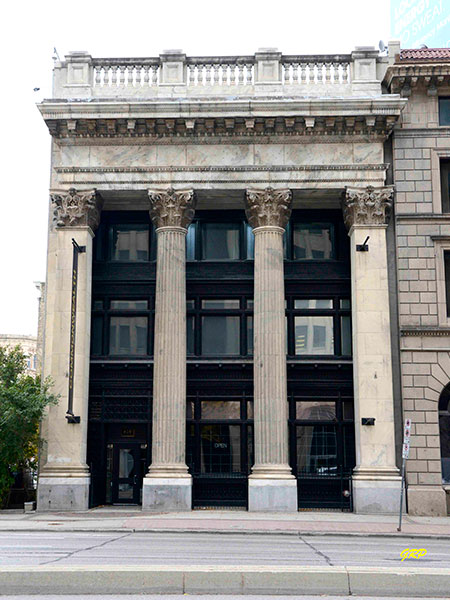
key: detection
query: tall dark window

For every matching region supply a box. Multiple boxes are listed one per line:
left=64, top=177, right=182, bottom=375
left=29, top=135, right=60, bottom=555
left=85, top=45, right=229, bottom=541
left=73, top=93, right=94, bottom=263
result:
left=441, top=159, right=450, bottom=213
left=186, top=214, right=253, bottom=261
left=439, top=384, right=450, bottom=484
left=284, top=220, right=336, bottom=260
left=439, top=97, right=450, bottom=126
left=445, top=251, right=450, bottom=318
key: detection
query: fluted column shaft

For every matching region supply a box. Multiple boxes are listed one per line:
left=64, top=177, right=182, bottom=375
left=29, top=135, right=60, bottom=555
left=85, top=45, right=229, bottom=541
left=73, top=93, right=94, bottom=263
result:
left=252, top=226, right=292, bottom=476
left=149, top=225, right=189, bottom=476
left=245, top=187, right=294, bottom=480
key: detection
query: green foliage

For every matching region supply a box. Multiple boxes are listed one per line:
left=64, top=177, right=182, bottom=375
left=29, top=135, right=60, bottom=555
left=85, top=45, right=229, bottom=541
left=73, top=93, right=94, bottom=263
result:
left=0, top=345, right=58, bottom=507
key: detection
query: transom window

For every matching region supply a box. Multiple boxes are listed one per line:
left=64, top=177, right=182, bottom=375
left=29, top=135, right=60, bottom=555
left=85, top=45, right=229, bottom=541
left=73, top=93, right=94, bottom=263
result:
left=284, top=221, right=336, bottom=260
left=187, top=215, right=253, bottom=261
left=93, top=212, right=155, bottom=262
left=286, top=297, right=352, bottom=357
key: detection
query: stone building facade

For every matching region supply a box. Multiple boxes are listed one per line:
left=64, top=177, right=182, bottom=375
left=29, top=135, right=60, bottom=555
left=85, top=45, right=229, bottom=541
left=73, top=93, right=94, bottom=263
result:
left=35, top=43, right=448, bottom=515
left=0, top=334, right=38, bottom=376
left=384, top=46, right=450, bottom=516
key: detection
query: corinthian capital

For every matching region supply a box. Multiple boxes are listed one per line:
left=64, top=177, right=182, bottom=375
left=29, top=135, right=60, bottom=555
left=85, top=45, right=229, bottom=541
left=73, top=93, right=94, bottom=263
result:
left=342, top=185, right=394, bottom=229
left=148, top=188, right=196, bottom=230
left=51, top=188, right=102, bottom=230
left=245, top=187, right=292, bottom=230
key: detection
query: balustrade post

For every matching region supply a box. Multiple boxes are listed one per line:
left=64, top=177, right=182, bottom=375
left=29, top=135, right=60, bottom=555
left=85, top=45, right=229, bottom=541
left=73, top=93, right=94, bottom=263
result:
left=159, top=50, right=187, bottom=86
left=351, top=46, right=380, bottom=95
left=57, top=51, right=93, bottom=98
left=255, top=48, right=282, bottom=86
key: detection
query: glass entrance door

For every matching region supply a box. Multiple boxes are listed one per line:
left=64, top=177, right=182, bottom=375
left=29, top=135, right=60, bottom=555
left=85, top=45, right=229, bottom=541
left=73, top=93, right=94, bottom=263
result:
left=187, top=394, right=253, bottom=507
left=111, top=443, right=142, bottom=504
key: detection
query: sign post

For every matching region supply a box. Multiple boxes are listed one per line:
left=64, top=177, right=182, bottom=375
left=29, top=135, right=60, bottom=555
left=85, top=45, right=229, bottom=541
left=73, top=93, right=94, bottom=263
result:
left=66, top=238, right=85, bottom=423
left=397, top=418, right=411, bottom=532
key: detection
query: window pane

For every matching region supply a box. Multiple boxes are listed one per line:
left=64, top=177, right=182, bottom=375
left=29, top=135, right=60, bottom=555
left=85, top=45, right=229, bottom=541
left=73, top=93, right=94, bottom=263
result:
left=202, top=223, right=240, bottom=260
left=247, top=401, right=254, bottom=420
left=445, top=251, right=450, bottom=318
left=200, top=424, right=241, bottom=473
left=111, top=225, right=149, bottom=261
left=93, top=300, right=103, bottom=310
left=340, top=299, right=351, bottom=309
left=186, top=401, right=194, bottom=419
left=247, top=316, right=253, bottom=355
left=439, top=97, right=450, bottom=126
left=294, top=299, right=333, bottom=309
left=246, top=299, right=254, bottom=309
left=440, top=414, right=450, bottom=483
left=296, top=424, right=337, bottom=474
left=201, top=401, right=241, bottom=419
left=246, top=223, right=254, bottom=259
left=109, top=316, right=148, bottom=355
left=342, top=401, right=354, bottom=421
left=294, top=316, right=334, bottom=355
left=341, top=316, right=352, bottom=356
left=186, top=299, right=195, bottom=309
left=186, top=222, right=196, bottom=260
left=201, top=316, right=240, bottom=355
left=441, top=159, right=450, bottom=213
left=110, top=300, right=148, bottom=310
left=296, top=401, right=336, bottom=420
left=187, top=315, right=195, bottom=355
left=293, top=223, right=333, bottom=260
left=202, top=299, right=240, bottom=309
left=91, top=316, right=103, bottom=356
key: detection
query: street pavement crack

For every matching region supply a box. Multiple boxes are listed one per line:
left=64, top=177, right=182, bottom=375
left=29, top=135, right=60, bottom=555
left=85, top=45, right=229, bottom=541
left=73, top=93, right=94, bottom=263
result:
left=40, top=532, right=133, bottom=565
left=299, top=534, right=334, bottom=566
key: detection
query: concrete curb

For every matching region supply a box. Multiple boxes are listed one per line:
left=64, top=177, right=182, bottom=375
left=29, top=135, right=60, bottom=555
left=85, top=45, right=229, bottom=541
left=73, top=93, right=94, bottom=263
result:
left=0, top=565, right=449, bottom=596
left=0, top=526, right=450, bottom=539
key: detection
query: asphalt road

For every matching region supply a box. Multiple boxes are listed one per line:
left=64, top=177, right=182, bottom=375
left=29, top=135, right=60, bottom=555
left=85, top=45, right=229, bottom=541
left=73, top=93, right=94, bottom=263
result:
left=0, top=531, right=447, bottom=568
left=0, top=597, right=445, bottom=600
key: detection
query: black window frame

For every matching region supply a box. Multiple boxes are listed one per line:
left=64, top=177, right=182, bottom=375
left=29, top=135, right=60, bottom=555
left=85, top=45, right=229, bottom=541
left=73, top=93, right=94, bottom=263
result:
left=93, top=211, right=155, bottom=263
left=284, top=220, right=337, bottom=261
left=439, top=97, right=450, bottom=127
left=440, top=158, right=450, bottom=213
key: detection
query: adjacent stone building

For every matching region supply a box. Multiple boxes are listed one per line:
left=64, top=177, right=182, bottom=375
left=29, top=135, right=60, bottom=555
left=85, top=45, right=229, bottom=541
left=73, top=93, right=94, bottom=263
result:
left=35, top=43, right=449, bottom=515
left=0, top=335, right=38, bottom=376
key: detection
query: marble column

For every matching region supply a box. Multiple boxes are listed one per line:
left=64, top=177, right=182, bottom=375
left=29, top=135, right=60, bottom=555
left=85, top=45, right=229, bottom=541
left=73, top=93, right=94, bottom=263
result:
left=245, top=187, right=297, bottom=512
left=37, top=188, right=102, bottom=511
left=143, top=187, right=195, bottom=511
left=342, top=185, right=401, bottom=513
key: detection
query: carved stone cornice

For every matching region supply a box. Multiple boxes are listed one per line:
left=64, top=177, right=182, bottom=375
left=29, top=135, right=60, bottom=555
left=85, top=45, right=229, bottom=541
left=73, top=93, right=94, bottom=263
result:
left=245, top=187, right=292, bottom=230
left=51, top=188, right=102, bottom=230
left=383, top=63, right=450, bottom=97
left=148, top=187, right=195, bottom=230
left=342, top=185, right=394, bottom=229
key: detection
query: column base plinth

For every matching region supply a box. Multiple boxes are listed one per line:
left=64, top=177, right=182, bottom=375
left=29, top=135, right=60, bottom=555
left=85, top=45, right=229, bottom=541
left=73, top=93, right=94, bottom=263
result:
left=37, top=474, right=90, bottom=512
left=407, top=485, right=447, bottom=516
left=248, top=478, right=297, bottom=512
left=142, top=476, right=192, bottom=511
left=352, top=468, right=402, bottom=514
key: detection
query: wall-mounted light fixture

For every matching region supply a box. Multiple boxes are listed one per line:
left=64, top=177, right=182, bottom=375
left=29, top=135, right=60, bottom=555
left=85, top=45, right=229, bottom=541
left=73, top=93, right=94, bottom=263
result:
left=361, top=417, right=376, bottom=426
left=356, top=236, right=370, bottom=252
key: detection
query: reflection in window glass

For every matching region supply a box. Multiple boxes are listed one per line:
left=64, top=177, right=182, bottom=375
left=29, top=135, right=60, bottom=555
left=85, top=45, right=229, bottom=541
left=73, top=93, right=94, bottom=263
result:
left=439, top=97, right=450, bottom=126
left=442, top=159, right=450, bottom=214
left=110, top=300, right=148, bottom=310
left=445, top=251, right=450, bottom=318
left=202, top=299, right=240, bottom=309
left=247, top=316, right=253, bottom=355
left=93, top=300, right=103, bottom=310
left=293, top=223, right=333, bottom=260
left=340, top=299, right=351, bottom=309
left=111, top=225, right=149, bottom=261
left=200, top=424, right=241, bottom=473
left=246, top=223, right=254, bottom=259
left=186, top=299, right=195, bottom=309
left=341, top=316, right=352, bottom=355
left=186, top=222, right=196, bottom=260
left=91, top=316, right=103, bottom=356
left=294, top=316, right=334, bottom=355
left=294, top=299, right=333, bottom=309
left=109, top=316, right=148, bottom=355
left=342, top=401, right=354, bottom=421
left=201, top=401, right=240, bottom=419
left=187, top=315, right=195, bottom=355
left=201, top=316, right=240, bottom=355
left=202, top=223, right=240, bottom=260
left=246, top=299, right=254, bottom=309
left=296, top=424, right=337, bottom=474
left=439, top=386, right=450, bottom=484
left=296, top=401, right=336, bottom=420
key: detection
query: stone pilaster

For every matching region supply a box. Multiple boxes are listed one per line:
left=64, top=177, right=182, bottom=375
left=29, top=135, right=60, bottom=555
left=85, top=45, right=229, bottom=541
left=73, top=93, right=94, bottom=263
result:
left=37, top=188, right=102, bottom=511
left=245, top=187, right=297, bottom=511
left=143, top=187, right=195, bottom=511
left=342, top=185, right=402, bottom=513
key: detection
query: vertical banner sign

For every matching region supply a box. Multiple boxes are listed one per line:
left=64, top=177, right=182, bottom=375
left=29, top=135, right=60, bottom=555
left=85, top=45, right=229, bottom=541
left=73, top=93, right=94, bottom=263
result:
left=66, top=239, right=85, bottom=423
left=398, top=418, right=412, bottom=531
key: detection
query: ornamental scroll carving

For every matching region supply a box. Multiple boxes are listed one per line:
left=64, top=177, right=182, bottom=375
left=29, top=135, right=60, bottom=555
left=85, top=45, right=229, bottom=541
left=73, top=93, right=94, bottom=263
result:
left=148, top=188, right=196, bottom=229
left=245, top=187, right=292, bottom=230
left=342, top=185, right=394, bottom=229
left=51, top=188, right=102, bottom=230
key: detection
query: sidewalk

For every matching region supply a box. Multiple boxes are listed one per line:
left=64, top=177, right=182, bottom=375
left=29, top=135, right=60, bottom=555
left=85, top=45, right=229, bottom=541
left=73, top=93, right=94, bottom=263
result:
left=1, top=507, right=449, bottom=537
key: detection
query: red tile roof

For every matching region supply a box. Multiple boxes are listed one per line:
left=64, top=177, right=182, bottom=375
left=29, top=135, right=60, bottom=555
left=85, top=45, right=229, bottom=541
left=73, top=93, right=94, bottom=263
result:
left=399, top=48, right=450, bottom=62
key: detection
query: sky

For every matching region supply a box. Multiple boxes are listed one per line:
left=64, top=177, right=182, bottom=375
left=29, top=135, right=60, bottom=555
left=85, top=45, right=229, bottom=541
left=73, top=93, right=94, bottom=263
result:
left=0, top=0, right=391, bottom=335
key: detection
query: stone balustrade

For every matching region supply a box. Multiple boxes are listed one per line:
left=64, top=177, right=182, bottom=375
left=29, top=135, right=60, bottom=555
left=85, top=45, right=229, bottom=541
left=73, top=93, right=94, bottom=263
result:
left=52, top=47, right=388, bottom=99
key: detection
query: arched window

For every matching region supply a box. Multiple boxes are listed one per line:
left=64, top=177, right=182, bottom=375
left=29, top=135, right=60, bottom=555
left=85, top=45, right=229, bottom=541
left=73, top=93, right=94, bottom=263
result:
left=439, top=384, right=450, bottom=484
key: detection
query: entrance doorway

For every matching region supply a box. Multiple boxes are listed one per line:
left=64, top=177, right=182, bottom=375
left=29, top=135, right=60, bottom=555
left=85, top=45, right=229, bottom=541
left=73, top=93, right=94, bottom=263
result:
left=110, top=443, right=143, bottom=504
left=187, top=393, right=253, bottom=507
